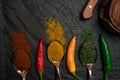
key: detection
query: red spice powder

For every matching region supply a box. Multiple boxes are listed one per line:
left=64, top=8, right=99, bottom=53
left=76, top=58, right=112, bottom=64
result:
left=9, top=32, right=32, bottom=71
left=9, top=32, right=31, bottom=53
left=13, top=49, right=31, bottom=71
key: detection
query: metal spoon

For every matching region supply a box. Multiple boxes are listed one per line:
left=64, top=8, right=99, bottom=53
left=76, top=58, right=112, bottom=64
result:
left=80, top=42, right=96, bottom=80
left=47, top=41, right=64, bottom=80
left=85, top=63, right=94, bottom=80
left=13, top=49, right=31, bottom=80
left=52, top=61, right=62, bottom=80
left=17, top=70, right=28, bottom=80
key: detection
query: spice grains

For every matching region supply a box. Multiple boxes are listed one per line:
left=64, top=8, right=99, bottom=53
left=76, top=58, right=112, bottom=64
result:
left=47, top=41, right=64, bottom=61
left=45, top=17, right=66, bottom=47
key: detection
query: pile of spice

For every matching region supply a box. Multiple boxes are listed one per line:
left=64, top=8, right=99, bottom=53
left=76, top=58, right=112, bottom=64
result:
left=80, top=41, right=96, bottom=64
left=13, top=49, right=31, bottom=72
left=80, top=29, right=96, bottom=64
left=9, top=32, right=32, bottom=73
left=47, top=41, right=64, bottom=62
left=47, top=40, right=64, bottom=80
left=79, top=29, right=96, bottom=80
left=45, top=17, right=66, bottom=47
left=9, top=32, right=31, bottom=53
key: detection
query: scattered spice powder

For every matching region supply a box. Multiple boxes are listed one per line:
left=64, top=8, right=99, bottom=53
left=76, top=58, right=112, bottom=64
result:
left=80, top=29, right=96, bottom=64
left=9, top=32, right=31, bottom=53
left=45, top=17, right=66, bottom=46
left=9, top=32, right=31, bottom=72
left=47, top=41, right=64, bottom=61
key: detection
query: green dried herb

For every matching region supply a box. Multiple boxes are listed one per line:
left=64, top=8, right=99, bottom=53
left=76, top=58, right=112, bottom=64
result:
left=80, top=28, right=96, bottom=64
left=80, top=28, right=94, bottom=44
left=80, top=42, right=96, bottom=64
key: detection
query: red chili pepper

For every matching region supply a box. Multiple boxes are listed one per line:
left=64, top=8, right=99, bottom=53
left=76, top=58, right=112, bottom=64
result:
left=36, top=38, right=44, bottom=80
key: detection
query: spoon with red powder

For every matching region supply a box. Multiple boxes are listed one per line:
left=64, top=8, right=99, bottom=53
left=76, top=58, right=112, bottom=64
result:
left=13, top=49, right=31, bottom=80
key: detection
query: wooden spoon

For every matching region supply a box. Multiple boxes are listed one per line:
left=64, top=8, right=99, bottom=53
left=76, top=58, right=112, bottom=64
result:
left=82, top=0, right=98, bottom=19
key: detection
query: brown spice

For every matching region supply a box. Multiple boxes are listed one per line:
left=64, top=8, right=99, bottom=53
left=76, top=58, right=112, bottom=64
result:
left=9, top=32, right=31, bottom=53
left=13, top=49, right=31, bottom=71
left=9, top=32, right=32, bottom=71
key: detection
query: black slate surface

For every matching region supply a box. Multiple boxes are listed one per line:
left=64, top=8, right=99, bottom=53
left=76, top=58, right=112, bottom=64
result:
left=0, top=0, right=120, bottom=80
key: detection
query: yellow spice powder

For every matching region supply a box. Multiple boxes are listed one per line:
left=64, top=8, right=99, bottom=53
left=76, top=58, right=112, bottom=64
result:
left=45, top=17, right=66, bottom=46
left=48, top=41, right=64, bottom=61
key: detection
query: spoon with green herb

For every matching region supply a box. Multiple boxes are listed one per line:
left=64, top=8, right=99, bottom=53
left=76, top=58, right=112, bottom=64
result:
left=80, top=41, right=96, bottom=80
left=79, top=28, right=96, bottom=80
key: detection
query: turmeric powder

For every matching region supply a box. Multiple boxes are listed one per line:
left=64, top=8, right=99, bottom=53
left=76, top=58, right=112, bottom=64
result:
left=45, top=17, right=66, bottom=46
left=47, top=41, right=64, bottom=61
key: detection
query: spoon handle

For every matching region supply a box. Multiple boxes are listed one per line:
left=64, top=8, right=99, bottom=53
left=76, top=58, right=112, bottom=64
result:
left=88, top=69, right=94, bottom=80
left=82, top=0, right=98, bottom=19
left=56, top=67, right=62, bottom=80
left=23, top=77, right=26, bottom=80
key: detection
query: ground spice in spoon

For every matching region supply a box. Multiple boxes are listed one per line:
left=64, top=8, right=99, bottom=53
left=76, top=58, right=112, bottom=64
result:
left=80, top=41, right=96, bottom=64
left=47, top=41, right=64, bottom=61
left=13, top=49, right=31, bottom=72
left=9, top=32, right=32, bottom=71
left=80, top=28, right=96, bottom=64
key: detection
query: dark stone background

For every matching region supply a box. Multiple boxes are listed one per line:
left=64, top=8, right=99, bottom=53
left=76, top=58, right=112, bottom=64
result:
left=0, top=0, right=120, bottom=80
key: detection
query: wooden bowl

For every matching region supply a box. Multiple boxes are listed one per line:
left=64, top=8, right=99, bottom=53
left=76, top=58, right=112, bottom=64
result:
left=100, top=0, right=120, bottom=35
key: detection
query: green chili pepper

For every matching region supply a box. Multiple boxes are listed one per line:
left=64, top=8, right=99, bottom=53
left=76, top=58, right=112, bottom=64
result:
left=99, top=34, right=112, bottom=80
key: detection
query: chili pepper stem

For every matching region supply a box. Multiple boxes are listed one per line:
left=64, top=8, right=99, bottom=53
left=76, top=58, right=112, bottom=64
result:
left=72, top=72, right=82, bottom=80
left=39, top=71, right=43, bottom=80
left=105, top=72, right=108, bottom=80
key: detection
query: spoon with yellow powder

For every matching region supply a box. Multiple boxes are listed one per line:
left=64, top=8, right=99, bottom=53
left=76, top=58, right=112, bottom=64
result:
left=47, top=41, right=64, bottom=80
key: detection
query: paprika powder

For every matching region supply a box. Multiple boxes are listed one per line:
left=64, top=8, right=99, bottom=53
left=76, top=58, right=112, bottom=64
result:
left=13, top=49, right=31, bottom=72
left=9, top=32, right=31, bottom=53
